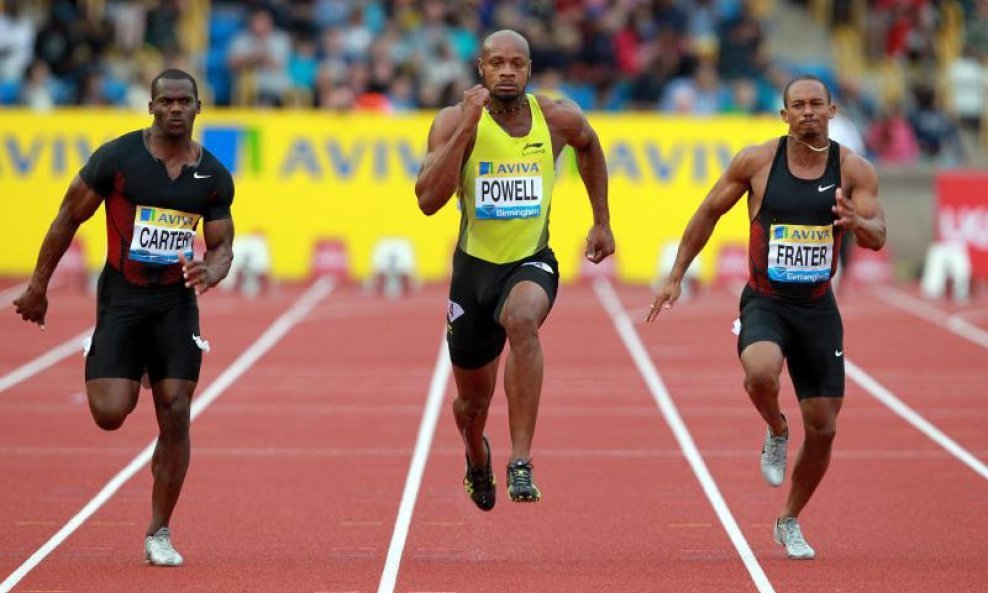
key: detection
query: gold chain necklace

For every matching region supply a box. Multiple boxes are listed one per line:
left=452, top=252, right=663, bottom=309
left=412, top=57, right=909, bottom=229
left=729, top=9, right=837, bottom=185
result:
left=788, top=134, right=830, bottom=152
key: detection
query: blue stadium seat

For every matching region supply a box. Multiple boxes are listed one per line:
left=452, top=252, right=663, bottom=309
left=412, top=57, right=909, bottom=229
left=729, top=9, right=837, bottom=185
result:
left=0, top=80, right=22, bottom=105
left=559, top=83, right=595, bottom=110
left=103, top=77, right=128, bottom=105
left=209, top=8, right=243, bottom=48
left=206, top=47, right=232, bottom=106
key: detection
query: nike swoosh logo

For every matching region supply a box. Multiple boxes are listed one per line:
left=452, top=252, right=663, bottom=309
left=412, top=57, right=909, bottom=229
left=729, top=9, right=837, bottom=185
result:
left=818, top=184, right=836, bottom=192
left=193, top=172, right=211, bottom=179
left=835, top=349, right=843, bottom=357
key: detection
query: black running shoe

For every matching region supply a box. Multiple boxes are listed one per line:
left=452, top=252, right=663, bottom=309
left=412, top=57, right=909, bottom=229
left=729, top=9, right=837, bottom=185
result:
left=506, top=458, right=542, bottom=502
left=463, top=435, right=495, bottom=511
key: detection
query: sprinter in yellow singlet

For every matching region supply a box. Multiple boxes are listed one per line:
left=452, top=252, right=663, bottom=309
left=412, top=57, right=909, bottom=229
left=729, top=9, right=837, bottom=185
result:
left=415, top=30, right=614, bottom=510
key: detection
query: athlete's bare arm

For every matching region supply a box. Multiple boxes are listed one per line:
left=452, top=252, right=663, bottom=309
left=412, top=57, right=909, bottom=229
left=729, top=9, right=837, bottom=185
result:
left=182, top=218, right=234, bottom=296
left=647, top=144, right=772, bottom=321
left=836, top=152, right=885, bottom=250
left=539, top=96, right=614, bottom=263
left=13, top=175, right=104, bottom=328
left=415, top=85, right=488, bottom=216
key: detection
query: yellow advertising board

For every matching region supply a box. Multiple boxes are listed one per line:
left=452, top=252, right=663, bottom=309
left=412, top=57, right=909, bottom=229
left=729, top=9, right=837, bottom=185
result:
left=0, top=109, right=784, bottom=283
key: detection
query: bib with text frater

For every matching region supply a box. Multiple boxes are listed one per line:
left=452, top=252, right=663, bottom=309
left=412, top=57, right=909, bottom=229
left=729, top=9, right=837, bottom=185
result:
left=474, top=160, right=544, bottom=220
left=129, top=205, right=200, bottom=265
left=768, top=224, right=833, bottom=283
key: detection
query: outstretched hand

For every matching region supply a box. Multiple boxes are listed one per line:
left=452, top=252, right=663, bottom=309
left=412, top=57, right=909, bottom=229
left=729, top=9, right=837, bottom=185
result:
left=832, top=187, right=857, bottom=229
left=13, top=285, right=48, bottom=330
left=585, top=224, right=615, bottom=264
left=646, top=278, right=681, bottom=322
left=179, top=253, right=215, bottom=296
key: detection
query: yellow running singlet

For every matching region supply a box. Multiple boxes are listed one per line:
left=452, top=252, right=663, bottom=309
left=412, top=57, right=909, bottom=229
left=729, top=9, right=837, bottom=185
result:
left=458, top=95, right=556, bottom=264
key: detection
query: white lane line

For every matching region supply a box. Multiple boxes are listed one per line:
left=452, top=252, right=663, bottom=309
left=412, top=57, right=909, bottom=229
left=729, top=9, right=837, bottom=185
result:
left=0, top=328, right=94, bottom=394
left=377, top=335, right=450, bottom=593
left=870, top=285, right=988, bottom=349
left=845, top=359, right=988, bottom=480
left=0, top=278, right=335, bottom=593
left=594, top=278, right=776, bottom=593
left=0, top=281, right=29, bottom=309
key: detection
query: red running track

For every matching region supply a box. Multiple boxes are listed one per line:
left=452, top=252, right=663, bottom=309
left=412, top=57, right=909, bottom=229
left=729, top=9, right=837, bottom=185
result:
left=0, top=279, right=984, bottom=593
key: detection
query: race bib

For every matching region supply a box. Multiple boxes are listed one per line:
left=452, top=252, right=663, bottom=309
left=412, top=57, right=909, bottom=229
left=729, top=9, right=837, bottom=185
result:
left=474, top=161, right=543, bottom=220
left=768, top=224, right=833, bottom=283
left=129, top=205, right=200, bottom=265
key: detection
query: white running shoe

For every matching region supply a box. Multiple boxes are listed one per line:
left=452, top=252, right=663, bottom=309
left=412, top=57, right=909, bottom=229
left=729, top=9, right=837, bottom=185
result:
left=145, top=527, right=184, bottom=566
left=760, top=426, right=788, bottom=487
left=774, top=517, right=816, bottom=560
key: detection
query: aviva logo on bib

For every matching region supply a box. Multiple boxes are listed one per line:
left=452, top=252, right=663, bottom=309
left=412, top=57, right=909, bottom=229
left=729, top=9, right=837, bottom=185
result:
left=478, top=161, right=541, bottom=176
left=773, top=225, right=832, bottom=242
left=137, top=206, right=199, bottom=229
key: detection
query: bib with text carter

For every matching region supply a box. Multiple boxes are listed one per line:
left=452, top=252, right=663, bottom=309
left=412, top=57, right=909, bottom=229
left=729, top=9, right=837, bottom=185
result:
left=129, top=205, right=200, bottom=265
left=767, top=224, right=833, bottom=283
left=474, top=160, right=543, bottom=220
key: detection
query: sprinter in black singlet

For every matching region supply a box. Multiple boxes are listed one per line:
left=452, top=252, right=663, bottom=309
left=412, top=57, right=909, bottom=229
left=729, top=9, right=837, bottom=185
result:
left=646, top=75, right=886, bottom=559
left=14, top=69, right=234, bottom=567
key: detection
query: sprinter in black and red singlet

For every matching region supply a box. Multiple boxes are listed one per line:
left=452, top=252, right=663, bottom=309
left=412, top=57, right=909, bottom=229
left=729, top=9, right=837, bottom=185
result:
left=646, top=75, right=886, bottom=560
left=14, top=69, right=234, bottom=567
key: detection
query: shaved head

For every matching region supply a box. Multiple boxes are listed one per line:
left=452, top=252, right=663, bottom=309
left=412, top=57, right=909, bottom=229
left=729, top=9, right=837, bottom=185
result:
left=477, top=29, right=532, bottom=104
left=481, top=30, right=530, bottom=59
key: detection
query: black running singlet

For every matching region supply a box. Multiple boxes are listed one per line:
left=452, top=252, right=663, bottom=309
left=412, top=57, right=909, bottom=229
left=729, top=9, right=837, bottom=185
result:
left=79, top=130, right=234, bottom=287
left=748, top=136, right=844, bottom=302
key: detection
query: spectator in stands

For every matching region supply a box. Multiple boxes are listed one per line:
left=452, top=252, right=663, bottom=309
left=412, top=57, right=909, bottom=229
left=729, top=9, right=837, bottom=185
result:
left=661, top=62, right=724, bottom=114
left=866, top=102, right=920, bottom=165
left=145, top=0, right=182, bottom=56
left=288, top=34, right=319, bottom=105
left=717, top=2, right=765, bottom=81
left=75, top=69, right=112, bottom=106
left=909, top=83, right=967, bottom=166
left=0, top=0, right=35, bottom=83
left=20, top=58, right=55, bottom=111
left=227, top=6, right=292, bottom=106
left=947, top=45, right=986, bottom=131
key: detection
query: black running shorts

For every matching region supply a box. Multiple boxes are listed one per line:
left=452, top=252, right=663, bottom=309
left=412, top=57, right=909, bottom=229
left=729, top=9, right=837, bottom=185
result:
left=85, top=265, right=204, bottom=383
left=446, top=247, right=559, bottom=369
left=737, top=285, right=844, bottom=399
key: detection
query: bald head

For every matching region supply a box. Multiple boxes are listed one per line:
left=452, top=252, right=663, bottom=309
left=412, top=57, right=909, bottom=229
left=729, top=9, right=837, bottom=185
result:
left=481, top=30, right=530, bottom=59
left=477, top=29, right=532, bottom=103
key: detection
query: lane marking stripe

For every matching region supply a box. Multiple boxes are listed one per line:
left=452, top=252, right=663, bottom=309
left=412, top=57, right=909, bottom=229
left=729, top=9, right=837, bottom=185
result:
left=376, top=335, right=450, bottom=593
left=594, top=279, right=776, bottom=593
left=0, top=278, right=334, bottom=593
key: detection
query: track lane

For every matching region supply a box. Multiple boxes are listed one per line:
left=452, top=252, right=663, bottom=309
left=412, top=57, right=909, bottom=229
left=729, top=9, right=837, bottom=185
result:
left=0, top=285, right=315, bottom=584
left=393, top=284, right=761, bottom=593
left=6, top=283, right=446, bottom=593
left=616, top=283, right=987, bottom=593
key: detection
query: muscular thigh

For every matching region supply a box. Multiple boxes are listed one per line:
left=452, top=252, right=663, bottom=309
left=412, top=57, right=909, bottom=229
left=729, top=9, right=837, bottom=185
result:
left=86, top=268, right=148, bottom=382
left=447, top=248, right=559, bottom=369
left=85, top=266, right=203, bottom=383
left=447, top=250, right=509, bottom=370
left=785, top=298, right=844, bottom=399
left=145, top=289, right=203, bottom=384
left=737, top=289, right=791, bottom=357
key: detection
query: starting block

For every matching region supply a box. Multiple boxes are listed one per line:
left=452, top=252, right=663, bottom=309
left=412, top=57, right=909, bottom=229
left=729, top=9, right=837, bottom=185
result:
left=921, top=241, right=971, bottom=302
left=369, top=237, right=419, bottom=298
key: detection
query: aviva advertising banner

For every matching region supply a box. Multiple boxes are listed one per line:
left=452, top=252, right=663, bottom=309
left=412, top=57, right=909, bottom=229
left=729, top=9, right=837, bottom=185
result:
left=0, top=109, right=784, bottom=283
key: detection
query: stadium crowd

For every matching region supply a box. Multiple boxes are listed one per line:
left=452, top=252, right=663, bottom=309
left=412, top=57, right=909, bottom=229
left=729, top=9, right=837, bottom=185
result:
left=0, top=0, right=983, bottom=166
